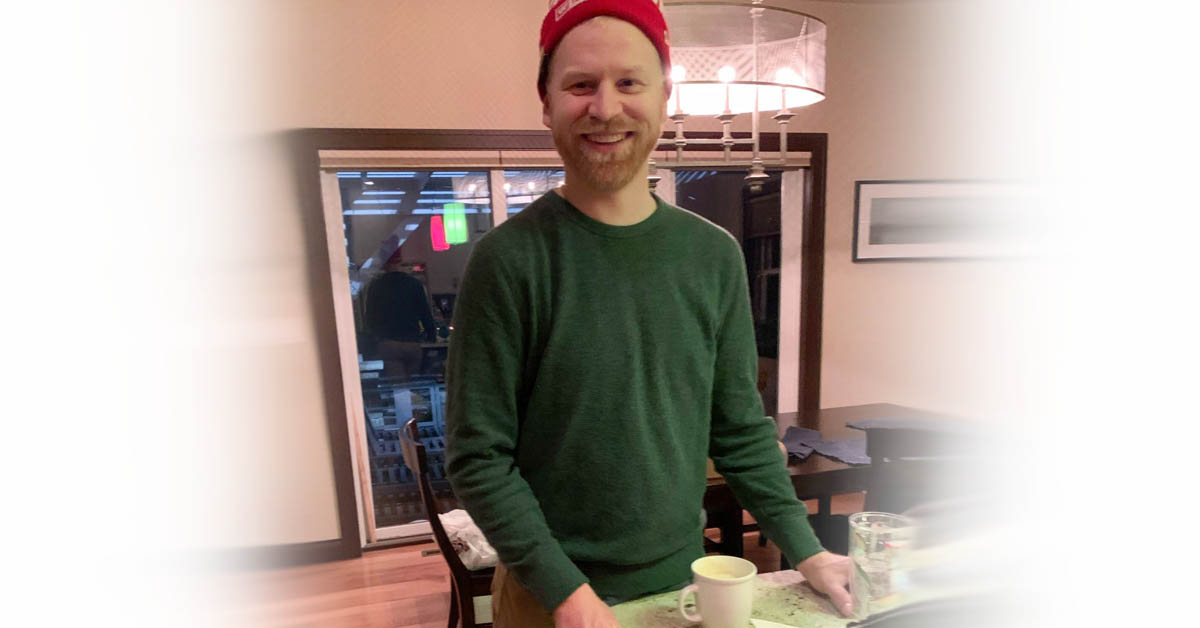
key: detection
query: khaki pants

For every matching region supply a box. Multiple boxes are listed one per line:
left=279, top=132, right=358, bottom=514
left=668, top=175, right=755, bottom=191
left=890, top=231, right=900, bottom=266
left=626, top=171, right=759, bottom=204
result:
left=376, top=339, right=423, bottom=379
left=492, top=562, right=556, bottom=628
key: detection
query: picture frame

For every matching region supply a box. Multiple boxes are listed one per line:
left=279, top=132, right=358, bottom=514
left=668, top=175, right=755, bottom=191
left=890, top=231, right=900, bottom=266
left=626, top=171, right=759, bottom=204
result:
left=852, top=179, right=1031, bottom=262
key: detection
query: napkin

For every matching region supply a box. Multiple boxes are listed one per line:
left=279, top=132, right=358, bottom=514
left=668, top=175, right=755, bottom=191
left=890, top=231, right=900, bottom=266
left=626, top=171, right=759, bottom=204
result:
left=780, top=426, right=819, bottom=460
left=782, top=426, right=870, bottom=465
left=808, top=438, right=870, bottom=465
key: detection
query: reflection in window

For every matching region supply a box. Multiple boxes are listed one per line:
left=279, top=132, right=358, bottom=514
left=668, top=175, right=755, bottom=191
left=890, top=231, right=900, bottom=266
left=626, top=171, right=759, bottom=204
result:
left=674, top=169, right=783, bottom=416
left=338, top=170, right=491, bottom=529
left=503, top=169, right=564, bottom=214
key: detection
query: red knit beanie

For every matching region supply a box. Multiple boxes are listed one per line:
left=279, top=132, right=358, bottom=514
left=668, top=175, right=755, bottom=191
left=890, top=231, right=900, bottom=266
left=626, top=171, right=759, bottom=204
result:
left=538, top=0, right=671, bottom=100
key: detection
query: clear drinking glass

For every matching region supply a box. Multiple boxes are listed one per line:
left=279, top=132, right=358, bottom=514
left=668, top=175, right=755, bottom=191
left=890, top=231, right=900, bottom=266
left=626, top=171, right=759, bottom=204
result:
left=848, top=512, right=915, bottom=618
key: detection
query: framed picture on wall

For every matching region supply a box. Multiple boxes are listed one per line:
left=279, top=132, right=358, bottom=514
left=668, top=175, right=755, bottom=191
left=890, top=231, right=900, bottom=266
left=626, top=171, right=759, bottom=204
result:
left=852, top=180, right=1033, bottom=262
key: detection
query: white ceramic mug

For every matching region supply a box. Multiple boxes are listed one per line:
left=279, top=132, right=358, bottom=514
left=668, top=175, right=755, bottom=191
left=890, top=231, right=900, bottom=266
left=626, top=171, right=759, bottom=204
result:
left=677, top=555, right=757, bottom=628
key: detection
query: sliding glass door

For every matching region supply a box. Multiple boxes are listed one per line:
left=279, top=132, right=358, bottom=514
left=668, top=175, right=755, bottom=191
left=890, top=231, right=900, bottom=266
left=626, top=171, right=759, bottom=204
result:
left=324, top=165, right=563, bottom=542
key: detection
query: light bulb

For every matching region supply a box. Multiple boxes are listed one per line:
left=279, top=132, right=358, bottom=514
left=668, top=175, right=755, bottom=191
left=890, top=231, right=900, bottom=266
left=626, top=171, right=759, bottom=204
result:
left=527, top=181, right=536, bottom=190
left=671, top=65, right=687, bottom=82
left=775, top=67, right=799, bottom=85
left=467, top=183, right=477, bottom=193
left=503, top=183, right=511, bottom=192
left=718, top=66, right=736, bottom=83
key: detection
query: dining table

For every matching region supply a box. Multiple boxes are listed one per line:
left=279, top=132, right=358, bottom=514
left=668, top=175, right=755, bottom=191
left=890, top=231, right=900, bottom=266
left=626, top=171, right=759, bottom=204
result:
left=615, top=402, right=972, bottom=626
left=701, top=403, right=955, bottom=559
left=611, top=568, right=849, bottom=628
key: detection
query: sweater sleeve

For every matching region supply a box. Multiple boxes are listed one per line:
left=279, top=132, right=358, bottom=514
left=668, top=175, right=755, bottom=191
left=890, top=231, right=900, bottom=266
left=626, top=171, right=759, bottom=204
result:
left=443, top=236, right=589, bottom=612
left=707, top=245, right=825, bottom=567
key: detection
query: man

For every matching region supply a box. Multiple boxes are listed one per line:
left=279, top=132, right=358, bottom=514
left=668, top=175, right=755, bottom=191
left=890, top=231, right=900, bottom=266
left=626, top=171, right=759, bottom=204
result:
left=362, top=248, right=437, bottom=379
left=445, top=1, right=851, bottom=626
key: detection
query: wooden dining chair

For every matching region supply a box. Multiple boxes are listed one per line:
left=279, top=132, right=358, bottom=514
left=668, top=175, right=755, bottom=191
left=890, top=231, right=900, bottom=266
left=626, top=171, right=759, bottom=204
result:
left=399, top=418, right=494, bottom=628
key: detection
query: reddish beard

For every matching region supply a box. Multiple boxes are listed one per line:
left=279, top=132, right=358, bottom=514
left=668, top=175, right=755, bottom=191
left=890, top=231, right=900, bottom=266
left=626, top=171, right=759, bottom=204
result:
left=552, top=116, right=657, bottom=192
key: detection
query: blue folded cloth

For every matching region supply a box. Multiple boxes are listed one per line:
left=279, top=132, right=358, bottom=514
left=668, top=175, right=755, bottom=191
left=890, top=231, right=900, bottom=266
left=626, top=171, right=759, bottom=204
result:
left=782, top=426, right=870, bottom=465
left=781, top=426, right=819, bottom=460
left=808, top=438, right=870, bottom=465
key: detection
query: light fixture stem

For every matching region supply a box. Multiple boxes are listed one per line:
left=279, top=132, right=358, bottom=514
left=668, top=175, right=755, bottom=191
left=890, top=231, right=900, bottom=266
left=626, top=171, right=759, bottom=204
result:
left=773, top=110, right=795, bottom=164
left=673, top=114, right=687, bottom=161
left=780, top=119, right=789, bottom=162
left=751, top=3, right=763, bottom=164
left=722, top=117, right=733, bottom=161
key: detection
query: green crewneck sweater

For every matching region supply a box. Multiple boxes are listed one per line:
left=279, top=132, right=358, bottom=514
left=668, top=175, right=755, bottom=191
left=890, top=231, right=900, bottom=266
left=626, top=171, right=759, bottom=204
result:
left=445, top=191, right=823, bottom=612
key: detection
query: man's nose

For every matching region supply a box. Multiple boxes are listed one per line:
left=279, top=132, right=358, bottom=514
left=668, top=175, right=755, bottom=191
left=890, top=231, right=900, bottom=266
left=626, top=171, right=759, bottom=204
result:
left=587, top=82, right=623, bottom=121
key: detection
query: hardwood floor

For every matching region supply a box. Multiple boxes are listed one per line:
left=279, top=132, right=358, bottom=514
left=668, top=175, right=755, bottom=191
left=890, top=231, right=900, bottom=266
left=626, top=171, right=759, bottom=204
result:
left=228, top=493, right=865, bottom=628
left=226, top=540, right=455, bottom=628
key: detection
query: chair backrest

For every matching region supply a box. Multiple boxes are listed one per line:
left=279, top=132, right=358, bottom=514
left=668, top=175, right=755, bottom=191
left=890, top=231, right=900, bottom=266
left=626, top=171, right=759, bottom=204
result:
left=398, top=418, right=476, bottom=584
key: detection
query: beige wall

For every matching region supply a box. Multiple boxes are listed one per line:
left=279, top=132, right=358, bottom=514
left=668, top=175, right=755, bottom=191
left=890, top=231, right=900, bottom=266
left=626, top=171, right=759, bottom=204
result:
left=256, top=0, right=547, bottom=131
left=782, top=1, right=1028, bottom=417
left=230, top=0, right=1023, bottom=548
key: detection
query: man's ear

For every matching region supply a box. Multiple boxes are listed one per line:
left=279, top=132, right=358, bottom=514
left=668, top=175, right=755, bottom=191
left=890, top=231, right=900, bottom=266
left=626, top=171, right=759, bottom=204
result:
left=542, top=96, right=552, bottom=128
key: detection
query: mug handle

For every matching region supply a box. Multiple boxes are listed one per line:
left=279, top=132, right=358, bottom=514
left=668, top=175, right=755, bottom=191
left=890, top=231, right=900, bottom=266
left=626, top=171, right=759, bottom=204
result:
left=678, top=583, right=701, bottom=623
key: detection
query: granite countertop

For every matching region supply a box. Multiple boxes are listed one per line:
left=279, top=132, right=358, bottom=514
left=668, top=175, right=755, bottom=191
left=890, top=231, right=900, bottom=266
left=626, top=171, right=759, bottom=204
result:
left=612, top=570, right=850, bottom=628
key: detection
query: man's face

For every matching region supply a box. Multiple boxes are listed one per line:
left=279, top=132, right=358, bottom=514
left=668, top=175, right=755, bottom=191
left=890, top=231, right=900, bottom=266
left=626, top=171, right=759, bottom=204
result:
left=542, top=17, right=669, bottom=193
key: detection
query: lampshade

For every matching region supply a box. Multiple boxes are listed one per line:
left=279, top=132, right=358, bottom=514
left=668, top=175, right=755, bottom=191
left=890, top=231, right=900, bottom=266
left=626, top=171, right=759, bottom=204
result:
left=663, top=2, right=826, bottom=116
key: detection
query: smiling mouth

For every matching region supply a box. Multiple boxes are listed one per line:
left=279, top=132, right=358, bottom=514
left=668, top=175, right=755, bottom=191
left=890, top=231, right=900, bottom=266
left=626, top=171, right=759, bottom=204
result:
left=583, top=131, right=634, bottom=145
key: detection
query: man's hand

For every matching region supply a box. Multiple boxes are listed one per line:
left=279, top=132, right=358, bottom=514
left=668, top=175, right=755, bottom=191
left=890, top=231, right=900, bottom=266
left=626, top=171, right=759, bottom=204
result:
left=552, top=584, right=622, bottom=628
left=796, top=550, right=853, bottom=617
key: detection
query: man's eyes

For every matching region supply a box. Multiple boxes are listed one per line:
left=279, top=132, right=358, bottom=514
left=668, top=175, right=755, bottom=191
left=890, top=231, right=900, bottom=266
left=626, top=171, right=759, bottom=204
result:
left=566, top=79, right=645, bottom=93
